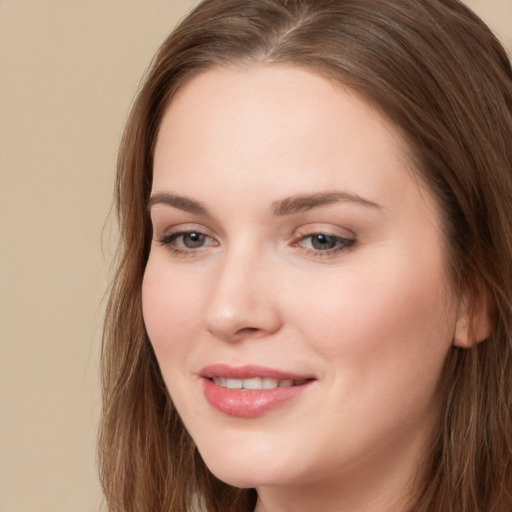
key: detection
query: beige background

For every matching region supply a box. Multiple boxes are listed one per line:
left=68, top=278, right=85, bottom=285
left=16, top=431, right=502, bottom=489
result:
left=0, top=1, right=510, bottom=511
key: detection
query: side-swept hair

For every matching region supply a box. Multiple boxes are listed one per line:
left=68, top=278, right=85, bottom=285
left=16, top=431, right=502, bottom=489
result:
left=99, top=1, right=512, bottom=510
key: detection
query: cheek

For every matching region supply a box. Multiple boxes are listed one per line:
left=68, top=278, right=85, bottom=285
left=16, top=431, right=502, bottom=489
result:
left=142, top=257, right=202, bottom=363
left=286, top=257, right=456, bottom=457
left=289, top=249, right=455, bottom=381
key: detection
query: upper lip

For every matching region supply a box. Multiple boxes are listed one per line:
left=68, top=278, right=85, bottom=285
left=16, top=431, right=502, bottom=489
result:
left=199, top=363, right=315, bottom=381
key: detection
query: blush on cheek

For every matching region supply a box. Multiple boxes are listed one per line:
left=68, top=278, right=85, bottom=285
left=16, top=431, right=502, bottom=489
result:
left=304, top=256, right=452, bottom=364
left=142, top=267, right=202, bottom=363
left=142, top=269, right=173, bottom=353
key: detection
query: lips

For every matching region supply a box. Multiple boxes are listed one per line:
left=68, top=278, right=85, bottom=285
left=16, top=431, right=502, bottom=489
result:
left=211, top=376, right=309, bottom=389
left=200, top=364, right=315, bottom=418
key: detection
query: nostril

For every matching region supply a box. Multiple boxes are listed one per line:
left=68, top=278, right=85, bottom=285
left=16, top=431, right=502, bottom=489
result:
left=236, top=327, right=260, bottom=335
left=229, top=326, right=270, bottom=341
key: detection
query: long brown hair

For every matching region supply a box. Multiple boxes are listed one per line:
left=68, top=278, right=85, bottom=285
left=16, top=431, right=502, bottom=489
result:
left=99, top=1, right=512, bottom=510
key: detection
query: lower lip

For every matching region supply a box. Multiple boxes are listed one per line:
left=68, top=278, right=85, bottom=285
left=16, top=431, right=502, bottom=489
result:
left=202, top=378, right=312, bottom=418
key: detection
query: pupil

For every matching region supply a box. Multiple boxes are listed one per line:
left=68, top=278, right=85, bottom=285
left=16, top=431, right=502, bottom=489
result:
left=312, top=234, right=336, bottom=250
left=184, top=232, right=204, bottom=248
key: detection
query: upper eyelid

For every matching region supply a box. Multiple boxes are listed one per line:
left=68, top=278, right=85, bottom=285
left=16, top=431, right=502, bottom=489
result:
left=156, top=231, right=218, bottom=255
left=152, top=221, right=357, bottom=244
left=294, top=223, right=356, bottom=238
left=161, top=230, right=215, bottom=240
left=293, top=232, right=355, bottom=247
left=150, top=214, right=224, bottom=239
left=154, top=223, right=216, bottom=237
left=297, top=232, right=354, bottom=241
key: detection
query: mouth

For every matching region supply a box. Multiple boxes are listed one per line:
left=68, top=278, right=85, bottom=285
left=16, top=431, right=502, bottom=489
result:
left=210, top=376, right=310, bottom=389
left=200, top=364, right=315, bottom=418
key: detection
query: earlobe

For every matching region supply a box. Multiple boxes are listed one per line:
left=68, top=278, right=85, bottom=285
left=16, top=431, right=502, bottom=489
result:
left=453, top=285, right=494, bottom=348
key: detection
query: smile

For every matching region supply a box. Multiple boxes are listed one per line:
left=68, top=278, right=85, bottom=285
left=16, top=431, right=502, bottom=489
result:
left=210, top=377, right=309, bottom=390
left=200, top=365, right=315, bottom=418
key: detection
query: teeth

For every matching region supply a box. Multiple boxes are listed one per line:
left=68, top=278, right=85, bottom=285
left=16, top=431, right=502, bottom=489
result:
left=262, top=378, right=278, bottom=389
left=211, top=377, right=299, bottom=390
left=226, top=378, right=242, bottom=389
left=243, top=377, right=263, bottom=390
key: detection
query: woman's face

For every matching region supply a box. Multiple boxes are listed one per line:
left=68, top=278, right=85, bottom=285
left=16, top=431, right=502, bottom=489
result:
left=143, top=65, right=461, bottom=506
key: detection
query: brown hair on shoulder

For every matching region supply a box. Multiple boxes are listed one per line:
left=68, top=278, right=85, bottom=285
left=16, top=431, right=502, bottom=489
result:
left=99, top=1, right=512, bottom=511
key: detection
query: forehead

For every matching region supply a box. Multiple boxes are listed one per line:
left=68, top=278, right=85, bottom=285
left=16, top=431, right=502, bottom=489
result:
left=153, top=64, right=416, bottom=197
left=156, top=64, right=405, bottom=146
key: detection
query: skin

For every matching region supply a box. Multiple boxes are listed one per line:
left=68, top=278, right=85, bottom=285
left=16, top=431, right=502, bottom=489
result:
left=142, top=65, right=466, bottom=512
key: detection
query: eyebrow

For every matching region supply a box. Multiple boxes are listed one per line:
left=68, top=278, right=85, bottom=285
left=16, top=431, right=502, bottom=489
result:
left=148, top=192, right=210, bottom=215
left=147, top=190, right=382, bottom=216
left=272, top=191, right=383, bottom=215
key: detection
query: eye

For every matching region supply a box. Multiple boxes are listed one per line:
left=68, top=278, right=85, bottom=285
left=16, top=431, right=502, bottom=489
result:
left=178, top=232, right=207, bottom=248
left=156, top=230, right=218, bottom=255
left=308, top=233, right=342, bottom=250
left=294, top=231, right=355, bottom=257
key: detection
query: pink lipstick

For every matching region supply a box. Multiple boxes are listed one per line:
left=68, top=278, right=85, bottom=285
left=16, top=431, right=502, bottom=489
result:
left=200, top=364, right=315, bottom=418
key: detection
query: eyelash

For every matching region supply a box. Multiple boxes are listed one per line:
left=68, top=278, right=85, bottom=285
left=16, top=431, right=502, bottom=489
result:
left=293, top=232, right=355, bottom=258
left=157, top=231, right=218, bottom=255
left=156, top=230, right=355, bottom=258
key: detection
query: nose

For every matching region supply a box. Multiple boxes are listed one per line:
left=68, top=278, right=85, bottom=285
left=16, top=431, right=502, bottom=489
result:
left=203, top=249, right=282, bottom=343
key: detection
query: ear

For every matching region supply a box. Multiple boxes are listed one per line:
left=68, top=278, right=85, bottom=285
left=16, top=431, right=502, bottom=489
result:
left=453, top=282, right=494, bottom=348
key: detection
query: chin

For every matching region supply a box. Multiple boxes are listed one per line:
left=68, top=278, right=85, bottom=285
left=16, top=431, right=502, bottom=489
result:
left=207, top=465, right=262, bottom=489
left=197, top=440, right=301, bottom=489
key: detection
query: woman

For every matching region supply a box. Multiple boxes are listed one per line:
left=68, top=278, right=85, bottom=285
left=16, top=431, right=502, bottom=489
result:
left=98, top=1, right=512, bottom=511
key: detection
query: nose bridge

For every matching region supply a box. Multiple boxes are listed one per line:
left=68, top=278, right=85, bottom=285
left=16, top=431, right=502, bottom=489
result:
left=203, top=239, right=279, bottom=341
